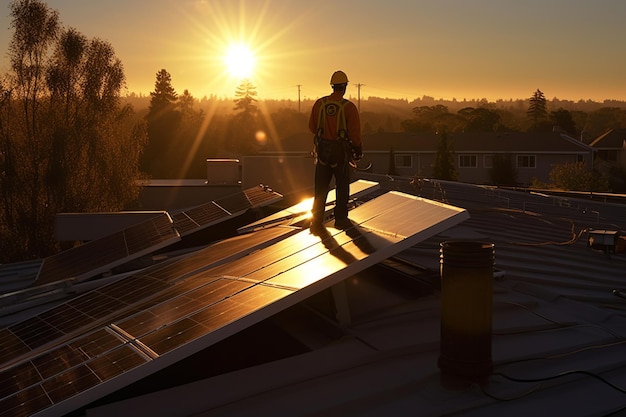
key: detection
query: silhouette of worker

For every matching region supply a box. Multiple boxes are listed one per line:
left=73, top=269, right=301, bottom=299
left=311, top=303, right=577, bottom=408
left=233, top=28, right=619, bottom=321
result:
left=308, top=70, right=362, bottom=235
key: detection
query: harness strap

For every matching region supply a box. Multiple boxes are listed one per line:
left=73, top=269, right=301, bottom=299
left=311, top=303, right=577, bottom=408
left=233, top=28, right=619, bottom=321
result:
left=316, top=98, right=348, bottom=140
left=314, top=98, right=350, bottom=167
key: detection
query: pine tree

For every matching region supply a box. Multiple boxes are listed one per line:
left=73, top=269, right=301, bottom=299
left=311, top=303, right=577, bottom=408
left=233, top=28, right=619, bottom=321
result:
left=149, top=69, right=177, bottom=116
left=230, top=79, right=259, bottom=154
left=233, top=79, right=258, bottom=115
left=143, top=69, right=181, bottom=177
left=527, top=89, right=548, bottom=130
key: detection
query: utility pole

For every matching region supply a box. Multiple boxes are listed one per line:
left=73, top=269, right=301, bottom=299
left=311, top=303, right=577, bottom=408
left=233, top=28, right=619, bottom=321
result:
left=356, top=83, right=365, bottom=112
left=296, top=84, right=302, bottom=112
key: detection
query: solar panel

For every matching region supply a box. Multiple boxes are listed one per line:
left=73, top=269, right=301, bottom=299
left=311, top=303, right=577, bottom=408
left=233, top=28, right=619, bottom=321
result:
left=0, top=226, right=299, bottom=367
left=237, top=179, right=380, bottom=234
left=0, top=191, right=468, bottom=417
left=172, top=185, right=282, bottom=236
left=34, top=213, right=180, bottom=286
left=34, top=187, right=282, bottom=287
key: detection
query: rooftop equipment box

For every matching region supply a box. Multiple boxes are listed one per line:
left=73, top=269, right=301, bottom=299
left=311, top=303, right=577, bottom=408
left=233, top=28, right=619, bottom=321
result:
left=206, top=158, right=241, bottom=185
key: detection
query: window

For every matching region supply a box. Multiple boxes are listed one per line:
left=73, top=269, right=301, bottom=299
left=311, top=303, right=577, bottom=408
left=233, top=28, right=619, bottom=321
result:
left=459, top=155, right=477, bottom=168
left=484, top=155, right=493, bottom=168
left=517, top=155, right=536, bottom=168
left=395, top=154, right=412, bottom=168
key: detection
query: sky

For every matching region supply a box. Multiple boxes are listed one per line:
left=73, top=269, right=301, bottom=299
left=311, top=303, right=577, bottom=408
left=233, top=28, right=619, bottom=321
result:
left=1, top=0, right=625, bottom=103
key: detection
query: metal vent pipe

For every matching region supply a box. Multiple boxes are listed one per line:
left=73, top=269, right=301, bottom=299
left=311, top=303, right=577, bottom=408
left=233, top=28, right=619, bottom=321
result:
left=438, top=240, right=495, bottom=387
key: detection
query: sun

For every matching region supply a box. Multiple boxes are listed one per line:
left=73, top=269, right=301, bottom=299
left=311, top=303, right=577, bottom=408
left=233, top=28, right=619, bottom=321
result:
left=223, top=43, right=256, bottom=79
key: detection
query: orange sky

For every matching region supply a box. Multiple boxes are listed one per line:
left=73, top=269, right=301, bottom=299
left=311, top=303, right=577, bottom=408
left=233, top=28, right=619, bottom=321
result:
left=1, top=0, right=625, bottom=103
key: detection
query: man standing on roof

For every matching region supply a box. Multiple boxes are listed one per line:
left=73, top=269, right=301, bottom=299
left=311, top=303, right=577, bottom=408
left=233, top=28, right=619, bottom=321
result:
left=308, top=70, right=362, bottom=236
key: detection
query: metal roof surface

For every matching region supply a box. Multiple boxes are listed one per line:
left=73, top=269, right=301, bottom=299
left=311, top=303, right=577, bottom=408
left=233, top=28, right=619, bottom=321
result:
left=2, top=173, right=626, bottom=416
left=82, top=173, right=626, bottom=417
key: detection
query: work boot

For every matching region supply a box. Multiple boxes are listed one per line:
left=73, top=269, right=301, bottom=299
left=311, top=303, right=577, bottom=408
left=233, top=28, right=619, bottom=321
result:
left=310, top=222, right=326, bottom=236
left=334, top=218, right=353, bottom=230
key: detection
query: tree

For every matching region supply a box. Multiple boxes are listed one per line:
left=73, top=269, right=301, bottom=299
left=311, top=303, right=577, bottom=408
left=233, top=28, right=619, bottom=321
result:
left=549, top=108, right=577, bottom=136
left=233, top=78, right=258, bottom=115
left=526, top=89, right=548, bottom=131
left=143, top=69, right=181, bottom=177
left=0, top=0, right=146, bottom=261
left=431, top=131, right=457, bottom=181
left=586, top=107, right=624, bottom=137
left=402, top=104, right=461, bottom=133
left=179, top=89, right=195, bottom=118
left=490, top=154, right=517, bottom=186
left=231, top=79, right=259, bottom=154
left=149, top=69, right=177, bottom=116
left=549, top=161, right=609, bottom=192
left=5, top=0, right=60, bottom=258
left=458, top=106, right=502, bottom=132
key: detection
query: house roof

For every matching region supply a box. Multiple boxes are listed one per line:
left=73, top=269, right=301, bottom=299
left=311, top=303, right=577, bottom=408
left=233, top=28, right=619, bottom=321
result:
left=268, top=131, right=593, bottom=154
left=589, top=128, right=626, bottom=149
left=2, top=173, right=626, bottom=417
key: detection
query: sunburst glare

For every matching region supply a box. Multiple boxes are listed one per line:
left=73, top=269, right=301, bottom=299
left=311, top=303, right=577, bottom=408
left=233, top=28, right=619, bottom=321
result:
left=224, top=42, right=255, bottom=79
left=161, top=0, right=308, bottom=178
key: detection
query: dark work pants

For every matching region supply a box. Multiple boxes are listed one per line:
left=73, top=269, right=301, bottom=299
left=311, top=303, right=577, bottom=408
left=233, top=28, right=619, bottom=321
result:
left=311, top=158, right=350, bottom=225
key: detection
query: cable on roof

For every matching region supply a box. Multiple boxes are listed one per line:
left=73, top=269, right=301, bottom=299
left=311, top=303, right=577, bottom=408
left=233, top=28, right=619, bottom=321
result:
left=493, top=370, right=626, bottom=394
left=496, top=301, right=626, bottom=339
left=479, top=381, right=542, bottom=401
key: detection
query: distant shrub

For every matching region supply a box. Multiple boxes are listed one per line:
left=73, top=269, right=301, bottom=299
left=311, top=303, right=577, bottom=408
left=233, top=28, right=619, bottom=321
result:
left=548, top=162, right=610, bottom=191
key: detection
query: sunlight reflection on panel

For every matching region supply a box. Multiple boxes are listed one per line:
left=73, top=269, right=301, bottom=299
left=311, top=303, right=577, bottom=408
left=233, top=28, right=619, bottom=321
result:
left=238, top=179, right=380, bottom=233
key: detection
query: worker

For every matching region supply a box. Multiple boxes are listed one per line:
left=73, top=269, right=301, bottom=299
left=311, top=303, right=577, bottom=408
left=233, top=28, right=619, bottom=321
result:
left=308, top=70, right=362, bottom=236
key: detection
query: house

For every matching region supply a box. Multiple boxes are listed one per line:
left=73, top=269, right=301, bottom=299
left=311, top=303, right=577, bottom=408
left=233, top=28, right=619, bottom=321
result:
left=589, top=128, right=626, bottom=167
left=263, top=131, right=595, bottom=186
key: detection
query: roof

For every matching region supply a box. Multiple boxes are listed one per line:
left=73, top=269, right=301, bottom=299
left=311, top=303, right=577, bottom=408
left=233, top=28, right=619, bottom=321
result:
left=589, top=128, right=626, bottom=149
left=2, top=174, right=626, bottom=417
left=84, top=175, right=626, bottom=416
left=268, top=131, right=593, bottom=154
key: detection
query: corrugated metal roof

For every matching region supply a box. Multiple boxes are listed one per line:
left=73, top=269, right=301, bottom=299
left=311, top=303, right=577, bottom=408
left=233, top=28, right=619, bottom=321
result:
left=82, top=174, right=626, bottom=417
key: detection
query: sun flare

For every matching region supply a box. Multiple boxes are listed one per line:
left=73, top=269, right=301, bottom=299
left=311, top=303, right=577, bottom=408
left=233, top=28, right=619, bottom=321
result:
left=224, top=43, right=255, bottom=79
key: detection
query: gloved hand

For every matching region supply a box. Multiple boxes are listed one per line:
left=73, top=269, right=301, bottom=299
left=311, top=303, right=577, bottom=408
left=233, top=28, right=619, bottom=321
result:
left=351, top=144, right=363, bottom=161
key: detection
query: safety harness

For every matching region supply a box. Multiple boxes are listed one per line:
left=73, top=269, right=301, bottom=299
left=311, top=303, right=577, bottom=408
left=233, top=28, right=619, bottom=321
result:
left=316, top=97, right=348, bottom=140
left=314, top=98, right=350, bottom=167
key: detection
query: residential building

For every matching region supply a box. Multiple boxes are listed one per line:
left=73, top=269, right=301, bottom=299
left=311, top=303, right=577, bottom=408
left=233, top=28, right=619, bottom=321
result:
left=266, top=131, right=595, bottom=186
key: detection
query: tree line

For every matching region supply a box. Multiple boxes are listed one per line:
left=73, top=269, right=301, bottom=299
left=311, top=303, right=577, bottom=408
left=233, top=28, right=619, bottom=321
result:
left=1, top=0, right=625, bottom=263
left=0, top=0, right=146, bottom=262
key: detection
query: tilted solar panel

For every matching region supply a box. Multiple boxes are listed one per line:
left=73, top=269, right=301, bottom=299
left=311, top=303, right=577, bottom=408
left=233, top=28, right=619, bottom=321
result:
left=34, top=213, right=180, bottom=286
left=34, top=186, right=283, bottom=287
left=0, top=226, right=299, bottom=368
left=172, top=185, right=282, bottom=237
left=0, top=192, right=468, bottom=417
